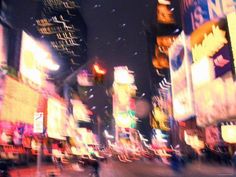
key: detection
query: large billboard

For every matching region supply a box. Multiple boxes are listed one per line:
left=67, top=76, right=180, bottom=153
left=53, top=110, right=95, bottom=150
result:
left=20, top=31, right=58, bottom=87
left=194, top=77, right=236, bottom=127
left=20, top=31, right=45, bottom=86
left=169, top=32, right=195, bottom=121
left=181, top=0, right=236, bottom=34
left=190, top=19, right=234, bottom=78
left=0, top=76, right=40, bottom=124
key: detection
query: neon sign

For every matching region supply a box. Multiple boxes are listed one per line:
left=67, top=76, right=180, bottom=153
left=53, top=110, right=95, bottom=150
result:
left=192, top=25, right=228, bottom=63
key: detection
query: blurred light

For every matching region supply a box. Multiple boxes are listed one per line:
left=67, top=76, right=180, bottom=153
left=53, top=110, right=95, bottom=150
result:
left=158, top=0, right=171, bottom=5
left=173, top=29, right=180, bottom=33
left=191, top=57, right=215, bottom=89
left=88, top=94, right=94, bottom=99
left=93, top=63, right=106, bottom=74
left=114, top=66, right=134, bottom=84
left=163, top=78, right=171, bottom=85
left=91, top=106, right=96, bottom=110
left=221, top=125, right=236, bottom=143
left=141, top=93, right=146, bottom=97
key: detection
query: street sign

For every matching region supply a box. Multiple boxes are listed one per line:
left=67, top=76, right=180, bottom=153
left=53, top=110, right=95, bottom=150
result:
left=33, top=112, right=44, bottom=133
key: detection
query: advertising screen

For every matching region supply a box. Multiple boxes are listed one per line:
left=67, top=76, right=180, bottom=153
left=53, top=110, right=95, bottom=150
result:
left=0, top=76, right=40, bottom=124
left=47, top=97, right=67, bottom=140
left=181, top=0, right=236, bottom=35
left=194, top=76, right=236, bottom=127
left=190, top=19, right=234, bottom=78
left=169, top=32, right=195, bottom=121
left=20, top=31, right=45, bottom=86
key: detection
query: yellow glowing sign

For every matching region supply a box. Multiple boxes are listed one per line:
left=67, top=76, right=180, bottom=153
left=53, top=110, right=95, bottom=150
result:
left=191, top=25, right=228, bottom=63
left=0, top=76, right=40, bottom=124
left=115, top=113, right=133, bottom=128
left=184, top=131, right=205, bottom=150
left=221, top=125, right=236, bottom=143
left=152, top=107, right=169, bottom=131
left=20, top=31, right=59, bottom=86
left=71, top=99, right=90, bottom=122
left=47, top=97, right=67, bottom=140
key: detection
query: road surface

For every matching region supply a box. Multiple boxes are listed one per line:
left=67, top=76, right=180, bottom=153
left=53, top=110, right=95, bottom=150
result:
left=9, top=159, right=235, bottom=177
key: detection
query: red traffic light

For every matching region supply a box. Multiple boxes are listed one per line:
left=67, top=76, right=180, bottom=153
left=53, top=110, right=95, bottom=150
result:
left=93, top=63, right=106, bottom=75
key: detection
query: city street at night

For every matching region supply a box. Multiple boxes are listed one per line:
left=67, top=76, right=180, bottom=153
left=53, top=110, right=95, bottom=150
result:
left=1, top=0, right=236, bottom=177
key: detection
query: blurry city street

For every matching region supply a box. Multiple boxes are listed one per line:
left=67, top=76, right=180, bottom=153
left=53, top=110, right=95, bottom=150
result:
left=1, top=0, right=236, bottom=177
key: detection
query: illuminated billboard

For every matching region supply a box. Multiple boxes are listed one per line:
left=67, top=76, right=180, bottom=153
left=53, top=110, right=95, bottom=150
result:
left=181, top=0, right=236, bottom=34
left=221, top=124, right=236, bottom=144
left=190, top=19, right=234, bottom=78
left=71, top=99, right=90, bottom=122
left=194, top=77, right=236, bottom=127
left=169, top=32, right=195, bottom=121
left=47, top=97, right=67, bottom=140
left=0, top=76, right=40, bottom=124
left=20, top=31, right=59, bottom=86
left=157, top=3, right=175, bottom=24
left=153, top=36, right=177, bottom=69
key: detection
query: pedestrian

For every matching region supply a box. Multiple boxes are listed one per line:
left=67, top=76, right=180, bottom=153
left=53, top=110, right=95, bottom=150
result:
left=232, top=151, right=236, bottom=174
left=170, top=152, right=181, bottom=172
left=90, top=159, right=100, bottom=177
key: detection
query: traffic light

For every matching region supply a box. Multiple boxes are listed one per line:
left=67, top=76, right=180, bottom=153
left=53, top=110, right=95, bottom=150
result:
left=92, top=63, right=106, bottom=84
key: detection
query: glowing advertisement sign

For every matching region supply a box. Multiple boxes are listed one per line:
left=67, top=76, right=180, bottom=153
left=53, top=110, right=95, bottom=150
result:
left=181, top=0, right=236, bottom=34
left=0, top=76, right=40, bottom=124
left=227, top=12, right=236, bottom=76
left=47, top=97, right=67, bottom=140
left=71, top=99, right=90, bottom=122
left=221, top=125, right=236, bottom=144
left=169, top=32, right=195, bottom=121
left=20, top=32, right=45, bottom=86
left=181, top=0, right=210, bottom=34
left=194, top=76, right=236, bottom=127
left=190, top=20, right=234, bottom=78
left=157, top=2, right=175, bottom=24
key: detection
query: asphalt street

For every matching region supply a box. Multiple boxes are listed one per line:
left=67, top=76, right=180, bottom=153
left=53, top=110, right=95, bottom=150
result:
left=9, top=159, right=235, bottom=177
